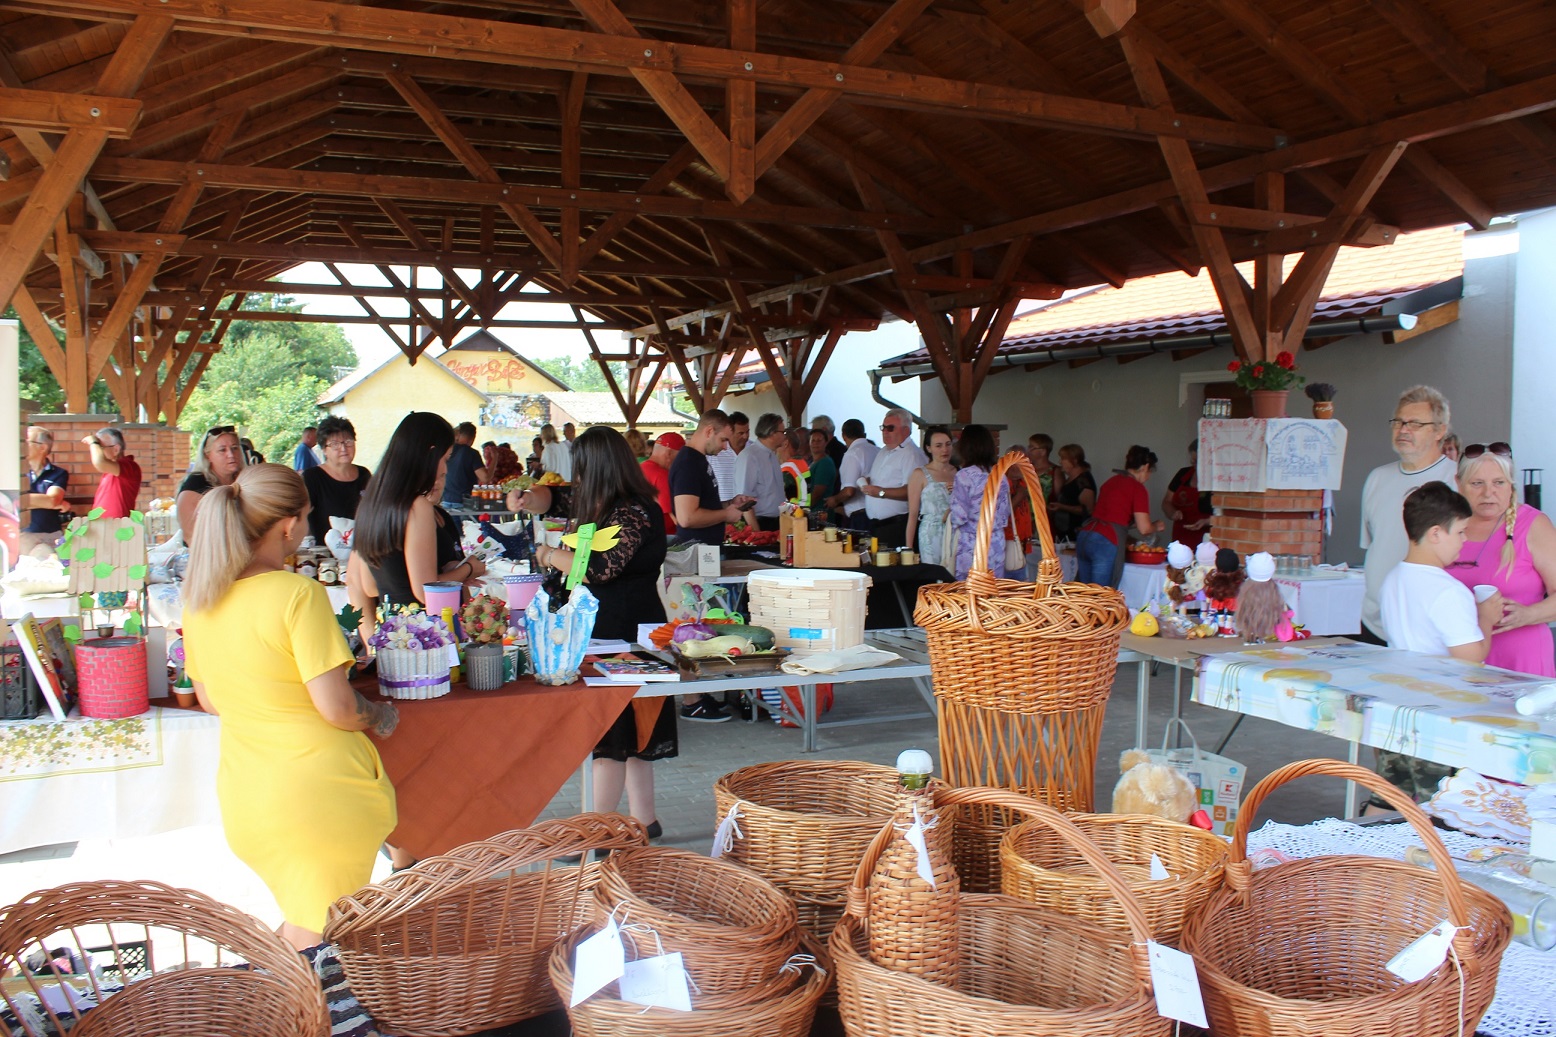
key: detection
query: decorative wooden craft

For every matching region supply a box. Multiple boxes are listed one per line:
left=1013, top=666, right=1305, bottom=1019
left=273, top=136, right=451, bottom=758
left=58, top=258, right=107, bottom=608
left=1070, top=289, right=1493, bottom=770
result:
left=780, top=510, right=860, bottom=568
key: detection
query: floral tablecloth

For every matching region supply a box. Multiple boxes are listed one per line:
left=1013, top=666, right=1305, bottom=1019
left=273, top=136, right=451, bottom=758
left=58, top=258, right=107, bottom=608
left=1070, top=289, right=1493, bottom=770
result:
left=1196, top=642, right=1556, bottom=785
left=0, top=706, right=220, bottom=855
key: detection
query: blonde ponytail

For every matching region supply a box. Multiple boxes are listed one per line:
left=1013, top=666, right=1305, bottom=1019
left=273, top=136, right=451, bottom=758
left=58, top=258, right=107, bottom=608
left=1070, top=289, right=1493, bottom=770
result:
left=1499, top=500, right=1518, bottom=577
left=183, top=464, right=308, bottom=612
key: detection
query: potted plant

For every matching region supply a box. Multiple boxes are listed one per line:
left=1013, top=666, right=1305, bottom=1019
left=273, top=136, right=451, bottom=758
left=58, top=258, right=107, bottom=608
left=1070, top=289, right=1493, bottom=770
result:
left=1305, top=382, right=1337, bottom=419
left=460, top=594, right=510, bottom=691
left=1227, top=352, right=1305, bottom=418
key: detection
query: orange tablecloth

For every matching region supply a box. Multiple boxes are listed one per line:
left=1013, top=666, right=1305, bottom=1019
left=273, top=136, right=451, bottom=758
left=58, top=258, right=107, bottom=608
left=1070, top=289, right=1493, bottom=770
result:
left=358, top=675, right=638, bottom=858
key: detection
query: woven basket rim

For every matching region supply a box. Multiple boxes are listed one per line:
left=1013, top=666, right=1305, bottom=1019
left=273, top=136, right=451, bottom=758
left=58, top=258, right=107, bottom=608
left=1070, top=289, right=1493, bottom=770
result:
left=1002, top=813, right=1229, bottom=888
left=715, top=760, right=901, bottom=821
left=600, top=846, right=799, bottom=936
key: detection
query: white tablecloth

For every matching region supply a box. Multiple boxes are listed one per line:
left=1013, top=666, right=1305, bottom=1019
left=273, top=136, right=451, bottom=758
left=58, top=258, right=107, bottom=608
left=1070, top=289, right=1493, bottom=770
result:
left=1274, top=570, right=1365, bottom=635
left=1119, top=562, right=1165, bottom=611
left=0, top=706, right=221, bottom=855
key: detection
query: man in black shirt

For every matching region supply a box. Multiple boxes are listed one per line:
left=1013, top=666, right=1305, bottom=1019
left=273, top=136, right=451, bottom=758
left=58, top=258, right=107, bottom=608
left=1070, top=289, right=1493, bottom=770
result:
left=441, top=421, right=490, bottom=505
left=669, top=409, right=753, bottom=545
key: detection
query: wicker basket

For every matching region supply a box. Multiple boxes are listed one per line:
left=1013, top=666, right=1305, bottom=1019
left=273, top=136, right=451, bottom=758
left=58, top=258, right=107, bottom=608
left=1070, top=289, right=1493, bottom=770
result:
left=549, top=927, right=830, bottom=1037
left=0, top=879, right=326, bottom=1037
left=1181, top=759, right=1513, bottom=1037
left=324, top=813, right=648, bottom=1036
left=592, top=846, right=800, bottom=1002
left=1000, top=812, right=1229, bottom=943
left=915, top=452, right=1129, bottom=891
left=832, top=785, right=1168, bottom=1037
left=712, top=759, right=901, bottom=898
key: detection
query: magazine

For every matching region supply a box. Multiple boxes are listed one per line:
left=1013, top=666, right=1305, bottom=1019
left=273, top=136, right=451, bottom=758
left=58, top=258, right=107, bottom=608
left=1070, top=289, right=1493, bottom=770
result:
left=12, top=614, right=69, bottom=721
left=587, top=653, right=681, bottom=684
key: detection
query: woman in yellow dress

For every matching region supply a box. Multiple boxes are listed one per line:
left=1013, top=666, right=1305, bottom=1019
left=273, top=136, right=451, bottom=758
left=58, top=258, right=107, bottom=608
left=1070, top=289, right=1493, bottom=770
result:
left=183, top=464, right=399, bottom=950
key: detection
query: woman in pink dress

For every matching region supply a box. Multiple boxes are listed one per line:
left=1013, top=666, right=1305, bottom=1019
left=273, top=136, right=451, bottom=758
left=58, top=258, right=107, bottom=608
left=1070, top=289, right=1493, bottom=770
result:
left=1449, top=443, right=1556, bottom=676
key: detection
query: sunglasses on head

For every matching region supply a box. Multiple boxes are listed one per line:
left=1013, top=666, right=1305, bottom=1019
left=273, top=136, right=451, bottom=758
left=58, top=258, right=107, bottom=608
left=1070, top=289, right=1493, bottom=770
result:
left=203, top=425, right=235, bottom=442
left=1462, top=442, right=1512, bottom=460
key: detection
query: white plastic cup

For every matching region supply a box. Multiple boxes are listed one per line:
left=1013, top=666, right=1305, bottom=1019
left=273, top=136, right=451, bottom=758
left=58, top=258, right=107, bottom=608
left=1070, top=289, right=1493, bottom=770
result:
left=1473, top=584, right=1498, bottom=603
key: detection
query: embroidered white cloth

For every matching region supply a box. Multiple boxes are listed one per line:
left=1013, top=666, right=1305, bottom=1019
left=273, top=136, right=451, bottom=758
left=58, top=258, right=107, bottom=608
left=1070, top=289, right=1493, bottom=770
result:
left=780, top=644, right=901, bottom=675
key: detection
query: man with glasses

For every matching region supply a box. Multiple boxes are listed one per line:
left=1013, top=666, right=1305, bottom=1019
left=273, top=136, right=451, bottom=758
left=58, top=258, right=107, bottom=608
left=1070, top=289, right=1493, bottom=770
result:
left=861, top=408, right=928, bottom=547
left=293, top=426, right=321, bottom=472
left=21, top=426, right=71, bottom=556
left=83, top=427, right=141, bottom=518
left=736, top=413, right=787, bottom=531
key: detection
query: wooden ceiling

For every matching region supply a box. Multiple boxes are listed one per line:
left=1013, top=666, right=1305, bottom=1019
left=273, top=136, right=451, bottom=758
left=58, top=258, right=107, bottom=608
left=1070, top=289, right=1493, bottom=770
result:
left=3, top=0, right=1555, bottom=422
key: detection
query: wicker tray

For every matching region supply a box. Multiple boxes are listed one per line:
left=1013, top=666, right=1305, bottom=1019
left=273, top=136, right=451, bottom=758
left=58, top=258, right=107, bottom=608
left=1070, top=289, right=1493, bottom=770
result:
left=1000, top=812, right=1228, bottom=943
left=1181, top=760, right=1512, bottom=1037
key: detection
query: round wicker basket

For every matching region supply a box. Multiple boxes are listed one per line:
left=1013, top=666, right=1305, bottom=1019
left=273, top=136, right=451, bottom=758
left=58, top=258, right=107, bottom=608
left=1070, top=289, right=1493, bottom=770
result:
left=549, top=928, right=829, bottom=1037
left=712, top=759, right=901, bottom=898
left=324, top=813, right=648, bottom=1036
left=831, top=786, right=1168, bottom=1037
left=593, top=846, right=800, bottom=1001
left=1182, top=759, right=1512, bottom=1037
left=0, top=879, right=326, bottom=1037
left=915, top=453, right=1129, bottom=891
left=1000, top=812, right=1228, bottom=943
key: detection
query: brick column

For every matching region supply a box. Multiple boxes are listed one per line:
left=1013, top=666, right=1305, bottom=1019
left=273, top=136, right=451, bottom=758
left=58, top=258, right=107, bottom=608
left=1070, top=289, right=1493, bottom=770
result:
left=1210, top=490, right=1324, bottom=563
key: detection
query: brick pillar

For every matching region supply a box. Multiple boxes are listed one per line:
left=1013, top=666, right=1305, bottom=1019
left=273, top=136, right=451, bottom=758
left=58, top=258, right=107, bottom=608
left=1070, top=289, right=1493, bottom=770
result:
left=1210, top=490, right=1324, bottom=563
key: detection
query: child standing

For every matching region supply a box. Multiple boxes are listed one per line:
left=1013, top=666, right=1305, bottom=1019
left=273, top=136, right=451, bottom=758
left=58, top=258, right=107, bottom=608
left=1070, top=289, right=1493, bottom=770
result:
left=1380, top=480, right=1502, bottom=662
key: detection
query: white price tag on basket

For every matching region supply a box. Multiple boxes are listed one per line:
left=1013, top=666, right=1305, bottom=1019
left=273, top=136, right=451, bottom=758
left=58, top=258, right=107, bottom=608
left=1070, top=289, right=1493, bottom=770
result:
left=1149, top=853, right=1170, bottom=881
left=1147, top=941, right=1207, bottom=1028
left=619, top=951, right=693, bottom=1011
left=570, top=919, right=625, bottom=1006
left=904, top=806, right=936, bottom=888
left=1386, top=920, right=1455, bottom=982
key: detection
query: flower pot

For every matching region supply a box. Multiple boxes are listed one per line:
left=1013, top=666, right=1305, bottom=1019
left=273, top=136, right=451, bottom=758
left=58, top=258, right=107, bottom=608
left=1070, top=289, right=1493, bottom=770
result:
left=464, top=642, right=507, bottom=691
left=172, top=690, right=199, bottom=709
left=1312, top=401, right=1334, bottom=419
left=1250, top=390, right=1289, bottom=419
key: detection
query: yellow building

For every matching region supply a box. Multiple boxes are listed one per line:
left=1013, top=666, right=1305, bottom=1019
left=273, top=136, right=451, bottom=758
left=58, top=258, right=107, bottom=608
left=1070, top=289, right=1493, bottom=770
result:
left=318, top=352, right=493, bottom=470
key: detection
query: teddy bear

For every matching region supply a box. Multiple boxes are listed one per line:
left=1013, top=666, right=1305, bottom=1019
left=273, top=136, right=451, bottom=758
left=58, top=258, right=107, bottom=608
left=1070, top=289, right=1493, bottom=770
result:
left=1113, top=749, right=1198, bottom=822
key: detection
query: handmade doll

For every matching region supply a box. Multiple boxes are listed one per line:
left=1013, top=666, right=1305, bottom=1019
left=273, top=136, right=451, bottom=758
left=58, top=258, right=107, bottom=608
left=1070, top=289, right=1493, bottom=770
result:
left=1164, top=541, right=1193, bottom=611
left=1185, top=539, right=1217, bottom=603
left=1203, top=547, right=1244, bottom=612
left=1235, top=551, right=1285, bottom=643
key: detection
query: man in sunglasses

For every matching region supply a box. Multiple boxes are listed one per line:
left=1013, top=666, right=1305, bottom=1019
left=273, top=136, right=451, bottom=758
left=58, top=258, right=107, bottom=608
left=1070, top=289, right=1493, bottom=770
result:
left=861, top=408, right=928, bottom=548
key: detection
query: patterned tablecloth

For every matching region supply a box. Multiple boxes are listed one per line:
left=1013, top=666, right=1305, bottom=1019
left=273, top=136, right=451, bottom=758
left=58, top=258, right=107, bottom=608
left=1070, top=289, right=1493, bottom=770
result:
left=0, top=706, right=221, bottom=855
left=1196, top=642, right=1556, bottom=785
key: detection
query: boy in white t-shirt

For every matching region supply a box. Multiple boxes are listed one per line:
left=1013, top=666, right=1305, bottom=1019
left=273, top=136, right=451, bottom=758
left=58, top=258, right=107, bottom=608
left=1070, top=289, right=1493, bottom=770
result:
left=1379, top=481, right=1501, bottom=662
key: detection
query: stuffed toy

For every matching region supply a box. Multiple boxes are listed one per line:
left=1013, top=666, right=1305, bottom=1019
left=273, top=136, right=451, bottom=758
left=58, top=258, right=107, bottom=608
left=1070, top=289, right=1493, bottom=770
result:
left=1203, top=547, right=1245, bottom=611
left=1185, top=540, right=1217, bottom=602
left=1236, top=551, right=1285, bottom=642
left=1113, top=749, right=1198, bottom=823
left=1164, top=541, right=1193, bottom=610
left=1275, top=607, right=1312, bottom=642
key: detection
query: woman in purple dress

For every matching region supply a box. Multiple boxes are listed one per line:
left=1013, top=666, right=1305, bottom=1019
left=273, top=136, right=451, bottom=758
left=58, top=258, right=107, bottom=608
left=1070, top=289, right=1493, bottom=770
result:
left=1449, top=443, right=1556, bottom=676
left=947, top=425, right=1013, bottom=580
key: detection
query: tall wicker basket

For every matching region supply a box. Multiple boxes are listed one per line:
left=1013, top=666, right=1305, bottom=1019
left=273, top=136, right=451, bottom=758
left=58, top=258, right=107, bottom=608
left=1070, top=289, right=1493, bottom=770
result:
left=324, top=813, right=648, bottom=1036
left=0, top=879, right=327, bottom=1037
left=831, top=785, right=1169, bottom=1037
left=915, top=452, right=1129, bottom=890
left=1181, top=760, right=1512, bottom=1037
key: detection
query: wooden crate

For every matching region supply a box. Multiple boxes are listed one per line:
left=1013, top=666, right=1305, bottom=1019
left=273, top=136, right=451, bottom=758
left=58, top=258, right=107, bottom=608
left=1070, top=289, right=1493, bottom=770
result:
left=746, top=569, right=871, bottom=654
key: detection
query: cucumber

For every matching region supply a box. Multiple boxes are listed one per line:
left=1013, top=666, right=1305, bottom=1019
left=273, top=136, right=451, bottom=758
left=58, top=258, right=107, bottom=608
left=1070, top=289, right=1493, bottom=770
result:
left=712, top=624, right=776, bottom=650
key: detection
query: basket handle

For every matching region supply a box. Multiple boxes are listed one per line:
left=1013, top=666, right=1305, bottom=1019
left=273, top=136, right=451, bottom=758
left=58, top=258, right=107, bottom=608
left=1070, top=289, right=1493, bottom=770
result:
left=1227, top=759, right=1473, bottom=931
left=845, top=786, right=1156, bottom=986
left=966, top=452, right=1060, bottom=620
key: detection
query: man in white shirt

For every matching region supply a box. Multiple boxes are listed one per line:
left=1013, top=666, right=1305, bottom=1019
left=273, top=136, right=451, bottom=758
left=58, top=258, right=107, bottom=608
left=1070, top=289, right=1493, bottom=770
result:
left=736, top=413, right=787, bottom=530
left=825, top=419, right=879, bottom=533
left=862, top=408, right=928, bottom=547
left=1359, top=385, right=1457, bottom=643
left=708, top=409, right=747, bottom=502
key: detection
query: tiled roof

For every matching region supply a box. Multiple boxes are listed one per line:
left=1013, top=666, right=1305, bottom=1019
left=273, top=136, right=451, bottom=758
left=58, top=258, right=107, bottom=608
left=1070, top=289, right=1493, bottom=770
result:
left=879, top=225, right=1464, bottom=369
left=542, top=392, right=689, bottom=427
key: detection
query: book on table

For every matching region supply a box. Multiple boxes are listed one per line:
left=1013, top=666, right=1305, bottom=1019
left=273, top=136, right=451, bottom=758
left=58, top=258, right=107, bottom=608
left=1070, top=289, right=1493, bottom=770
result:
left=587, top=653, right=681, bottom=684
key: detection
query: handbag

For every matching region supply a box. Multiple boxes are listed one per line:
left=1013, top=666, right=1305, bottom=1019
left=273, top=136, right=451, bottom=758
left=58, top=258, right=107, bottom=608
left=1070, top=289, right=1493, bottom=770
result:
left=1003, top=512, right=1025, bottom=572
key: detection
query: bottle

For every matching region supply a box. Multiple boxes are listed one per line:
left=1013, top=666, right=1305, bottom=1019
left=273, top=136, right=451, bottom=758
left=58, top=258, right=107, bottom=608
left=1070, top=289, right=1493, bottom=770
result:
left=1406, top=846, right=1555, bottom=951
left=865, top=749, right=959, bottom=985
left=441, top=606, right=462, bottom=683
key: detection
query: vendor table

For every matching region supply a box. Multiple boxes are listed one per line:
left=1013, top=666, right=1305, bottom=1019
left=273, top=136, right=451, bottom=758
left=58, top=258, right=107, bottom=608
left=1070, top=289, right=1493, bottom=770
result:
left=0, top=705, right=220, bottom=856
left=1196, top=641, right=1556, bottom=815
left=1274, top=568, right=1365, bottom=635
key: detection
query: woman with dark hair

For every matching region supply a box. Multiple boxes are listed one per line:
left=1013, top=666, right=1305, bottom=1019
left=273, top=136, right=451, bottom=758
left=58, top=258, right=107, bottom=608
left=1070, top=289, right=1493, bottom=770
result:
left=1049, top=443, right=1096, bottom=540
left=511, top=426, right=673, bottom=837
left=1162, top=439, right=1211, bottom=546
left=906, top=426, right=955, bottom=566
left=302, top=415, right=372, bottom=542
left=348, top=412, right=486, bottom=621
left=947, top=425, right=1012, bottom=580
left=1077, top=444, right=1164, bottom=587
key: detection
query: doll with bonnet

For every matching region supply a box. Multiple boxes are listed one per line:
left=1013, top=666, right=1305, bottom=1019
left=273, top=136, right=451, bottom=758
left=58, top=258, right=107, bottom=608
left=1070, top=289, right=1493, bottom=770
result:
left=1235, top=551, right=1285, bottom=642
left=1184, top=539, right=1217, bottom=603
left=1164, top=541, right=1193, bottom=611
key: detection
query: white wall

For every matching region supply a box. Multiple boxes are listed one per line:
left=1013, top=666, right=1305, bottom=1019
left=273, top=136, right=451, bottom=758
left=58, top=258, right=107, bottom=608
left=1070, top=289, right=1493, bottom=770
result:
left=1512, top=209, right=1556, bottom=500
left=913, top=238, right=1518, bottom=564
left=804, top=320, right=922, bottom=436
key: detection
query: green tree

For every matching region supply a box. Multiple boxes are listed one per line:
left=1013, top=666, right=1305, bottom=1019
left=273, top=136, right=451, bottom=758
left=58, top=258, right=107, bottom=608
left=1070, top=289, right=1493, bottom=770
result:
left=531, top=353, right=624, bottom=393
left=5, top=307, right=117, bottom=414
left=179, top=294, right=355, bottom=460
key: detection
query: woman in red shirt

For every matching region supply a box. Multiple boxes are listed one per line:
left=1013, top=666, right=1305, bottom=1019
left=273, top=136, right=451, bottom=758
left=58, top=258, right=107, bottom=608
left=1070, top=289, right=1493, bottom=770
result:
left=1077, top=445, right=1164, bottom=587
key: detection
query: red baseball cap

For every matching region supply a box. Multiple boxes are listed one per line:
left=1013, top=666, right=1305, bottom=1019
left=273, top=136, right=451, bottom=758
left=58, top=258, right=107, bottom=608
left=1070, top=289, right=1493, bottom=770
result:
left=656, top=432, right=686, bottom=451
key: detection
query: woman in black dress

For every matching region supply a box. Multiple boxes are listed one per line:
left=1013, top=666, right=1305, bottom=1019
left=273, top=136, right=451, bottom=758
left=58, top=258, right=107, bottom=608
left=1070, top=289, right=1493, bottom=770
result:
left=515, top=426, right=672, bottom=838
left=302, top=415, right=372, bottom=543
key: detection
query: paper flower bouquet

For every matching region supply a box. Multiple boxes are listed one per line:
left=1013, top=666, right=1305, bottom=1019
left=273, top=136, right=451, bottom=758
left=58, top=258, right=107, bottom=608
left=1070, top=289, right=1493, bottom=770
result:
left=370, top=608, right=455, bottom=700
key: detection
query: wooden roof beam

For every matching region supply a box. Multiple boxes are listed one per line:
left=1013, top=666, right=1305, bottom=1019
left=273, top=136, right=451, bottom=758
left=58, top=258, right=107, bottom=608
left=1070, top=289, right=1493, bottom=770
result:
left=34, top=0, right=1287, bottom=149
left=0, top=88, right=143, bottom=137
